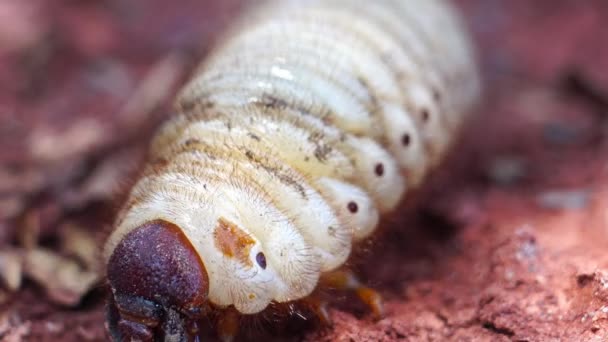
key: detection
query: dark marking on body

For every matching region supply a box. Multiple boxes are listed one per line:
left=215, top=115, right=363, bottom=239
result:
left=174, top=139, right=218, bottom=161
left=432, top=88, right=441, bottom=101
left=356, top=76, right=381, bottom=116
left=259, top=94, right=289, bottom=109
left=421, top=109, right=430, bottom=122
left=255, top=92, right=335, bottom=121
left=402, top=133, right=411, bottom=146
left=185, top=138, right=200, bottom=146
left=375, top=163, right=384, bottom=177
left=247, top=132, right=261, bottom=141
left=242, top=149, right=308, bottom=199
left=178, top=97, right=216, bottom=114
left=314, top=145, right=332, bottom=162
left=256, top=252, right=267, bottom=269
left=308, top=131, right=332, bottom=162
left=225, top=120, right=232, bottom=131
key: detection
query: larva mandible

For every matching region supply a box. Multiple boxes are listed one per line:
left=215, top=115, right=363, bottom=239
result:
left=104, top=0, right=480, bottom=340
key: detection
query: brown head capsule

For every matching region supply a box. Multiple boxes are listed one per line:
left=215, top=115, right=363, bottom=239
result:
left=106, top=220, right=209, bottom=341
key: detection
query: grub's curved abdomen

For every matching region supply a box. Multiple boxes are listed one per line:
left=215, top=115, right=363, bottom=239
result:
left=105, top=0, right=479, bottom=315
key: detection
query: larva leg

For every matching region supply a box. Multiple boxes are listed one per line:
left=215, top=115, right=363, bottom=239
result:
left=216, top=307, right=240, bottom=342
left=303, top=295, right=333, bottom=326
left=321, top=270, right=384, bottom=320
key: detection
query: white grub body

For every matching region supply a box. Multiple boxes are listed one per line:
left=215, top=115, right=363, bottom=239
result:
left=104, top=0, right=479, bottom=314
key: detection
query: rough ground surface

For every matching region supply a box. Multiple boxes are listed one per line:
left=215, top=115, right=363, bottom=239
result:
left=1, top=0, right=608, bottom=341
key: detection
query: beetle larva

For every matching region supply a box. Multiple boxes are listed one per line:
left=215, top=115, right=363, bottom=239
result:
left=103, top=0, right=479, bottom=340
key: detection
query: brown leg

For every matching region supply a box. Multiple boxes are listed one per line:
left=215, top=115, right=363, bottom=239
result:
left=303, top=296, right=333, bottom=326
left=320, top=270, right=384, bottom=320
left=355, top=287, right=384, bottom=319
left=216, top=306, right=240, bottom=342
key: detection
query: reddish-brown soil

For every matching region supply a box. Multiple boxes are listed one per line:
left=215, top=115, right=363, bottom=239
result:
left=1, top=0, right=608, bottom=341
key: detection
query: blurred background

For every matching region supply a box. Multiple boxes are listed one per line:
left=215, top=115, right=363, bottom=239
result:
left=1, top=0, right=607, bottom=341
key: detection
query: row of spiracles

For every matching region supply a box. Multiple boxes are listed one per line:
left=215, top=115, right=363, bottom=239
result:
left=103, top=0, right=480, bottom=340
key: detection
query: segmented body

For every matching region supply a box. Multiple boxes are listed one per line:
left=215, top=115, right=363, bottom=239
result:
left=105, top=0, right=479, bottom=316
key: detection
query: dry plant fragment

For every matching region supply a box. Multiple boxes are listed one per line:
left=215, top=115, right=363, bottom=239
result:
left=0, top=249, right=23, bottom=292
left=59, top=148, right=139, bottom=210
left=28, top=118, right=107, bottom=164
left=0, top=312, right=31, bottom=342
left=60, top=223, right=101, bottom=272
left=23, top=248, right=100, bottom=307
left=119, top=53, right=186, bottom=130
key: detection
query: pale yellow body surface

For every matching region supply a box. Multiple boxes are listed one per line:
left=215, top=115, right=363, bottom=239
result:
left=104, top=0, right=479, bottom=315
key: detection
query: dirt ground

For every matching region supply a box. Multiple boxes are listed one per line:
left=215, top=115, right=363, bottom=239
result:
left=1, top=0, right=608, bottom=341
